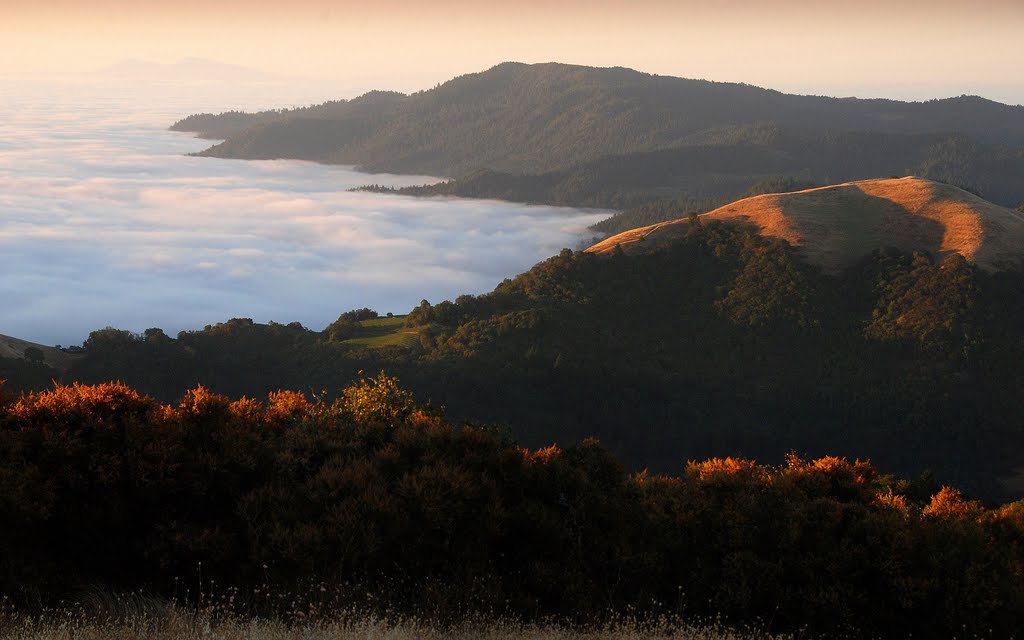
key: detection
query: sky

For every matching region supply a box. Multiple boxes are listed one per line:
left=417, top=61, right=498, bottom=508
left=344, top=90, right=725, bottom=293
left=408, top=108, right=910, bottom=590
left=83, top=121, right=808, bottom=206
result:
left=3, top=0, right=1024, bottom=104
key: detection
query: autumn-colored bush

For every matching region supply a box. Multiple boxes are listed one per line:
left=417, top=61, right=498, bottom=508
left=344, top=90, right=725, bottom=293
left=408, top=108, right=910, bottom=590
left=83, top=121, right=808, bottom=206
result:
left=1, top=378, right=1023, bottom=638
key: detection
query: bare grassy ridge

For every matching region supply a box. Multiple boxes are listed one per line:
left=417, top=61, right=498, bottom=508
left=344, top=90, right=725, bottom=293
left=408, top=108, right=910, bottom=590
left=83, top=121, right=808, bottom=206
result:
left=588, top=177, right=1024, bottom=272
left=0, top=335, right=78, bottom=372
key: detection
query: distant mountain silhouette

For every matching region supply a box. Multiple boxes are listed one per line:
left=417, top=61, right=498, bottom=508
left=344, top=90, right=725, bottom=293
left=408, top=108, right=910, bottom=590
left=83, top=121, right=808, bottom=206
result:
left=174, top=62, right=1024, bottom=166
left=106, top=57, right=274, bottom=82
left=174, top=62, right=1024, bottom=215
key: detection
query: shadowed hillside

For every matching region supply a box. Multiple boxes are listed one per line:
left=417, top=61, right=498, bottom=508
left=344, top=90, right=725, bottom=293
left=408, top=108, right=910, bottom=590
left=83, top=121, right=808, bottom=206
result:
left=2, top=379, right=1024, bottom=638
left=0, top=334, right=79, bottom=372
left=588, top=177, right=1024, bottom=271
left=360, top=131, right=1024, bottom=219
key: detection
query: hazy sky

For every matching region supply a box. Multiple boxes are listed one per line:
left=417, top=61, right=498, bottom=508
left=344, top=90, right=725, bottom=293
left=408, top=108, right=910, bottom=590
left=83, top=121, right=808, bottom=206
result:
left=4, top=0, right=1023, bottom=103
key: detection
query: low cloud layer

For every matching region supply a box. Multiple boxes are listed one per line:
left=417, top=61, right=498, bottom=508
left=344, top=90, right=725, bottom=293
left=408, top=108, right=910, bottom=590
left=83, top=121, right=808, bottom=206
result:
left=0, top=79, right=609, bottom=346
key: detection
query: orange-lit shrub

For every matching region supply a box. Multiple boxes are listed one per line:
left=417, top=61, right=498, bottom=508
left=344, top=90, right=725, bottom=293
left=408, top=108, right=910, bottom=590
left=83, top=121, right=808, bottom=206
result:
left=342, top=372, right=414, bottom=423
left=686, top=456, right=763, bottom=483
left=265, top=390, right=313, bottom=423
left=178, top=384, right=231, bottom=417
left=923, top=486, right=983, bottom=519
left=1, top=380, right=1022, bottom=638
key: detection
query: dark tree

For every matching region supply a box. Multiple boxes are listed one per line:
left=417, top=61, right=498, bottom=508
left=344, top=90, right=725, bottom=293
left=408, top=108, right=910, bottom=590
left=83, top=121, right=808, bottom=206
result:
left=22, top=347, right=44, bottom=364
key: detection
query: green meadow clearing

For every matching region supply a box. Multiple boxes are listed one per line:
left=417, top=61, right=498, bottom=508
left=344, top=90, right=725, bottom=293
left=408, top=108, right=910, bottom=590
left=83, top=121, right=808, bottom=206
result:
left=339, top=316, right=420, bottom=349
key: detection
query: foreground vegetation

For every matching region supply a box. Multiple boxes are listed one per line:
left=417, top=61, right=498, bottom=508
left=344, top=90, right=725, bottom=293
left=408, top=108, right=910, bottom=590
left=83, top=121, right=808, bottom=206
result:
left=0, top=606, right=785, bottom=640
left=1, top=377, right=1023, bottom=638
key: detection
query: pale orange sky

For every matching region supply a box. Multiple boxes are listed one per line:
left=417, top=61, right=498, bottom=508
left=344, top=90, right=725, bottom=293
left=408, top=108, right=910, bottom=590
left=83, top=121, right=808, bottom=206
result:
left=3, top=0, right=1023, bottom=102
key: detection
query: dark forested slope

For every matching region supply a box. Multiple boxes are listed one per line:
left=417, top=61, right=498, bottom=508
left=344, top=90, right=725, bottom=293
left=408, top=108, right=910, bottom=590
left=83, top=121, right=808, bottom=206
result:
left=4, top=379, right=1024, bottom=638
left=359, top=130, right=1024, bottom=231
left=12, top=208, right=1024, bottom=500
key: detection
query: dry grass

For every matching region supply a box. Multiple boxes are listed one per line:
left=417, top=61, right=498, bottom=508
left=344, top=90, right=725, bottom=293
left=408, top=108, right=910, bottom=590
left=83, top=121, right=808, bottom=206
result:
left=0, top=606, right=789, bottom=640
left=587, top=177, right=1024, bottom=272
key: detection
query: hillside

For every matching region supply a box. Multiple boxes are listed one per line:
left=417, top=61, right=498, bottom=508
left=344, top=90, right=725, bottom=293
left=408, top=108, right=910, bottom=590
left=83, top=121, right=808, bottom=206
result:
left=0, top=333, right=79, bottom=372
left=177, top=62, right=1024, bottom=192
left=588, top=177, right=1024, bottom=271
left=358, top=130, right=1024, bottom=233
left=6, top=215, right=1022, bottom=500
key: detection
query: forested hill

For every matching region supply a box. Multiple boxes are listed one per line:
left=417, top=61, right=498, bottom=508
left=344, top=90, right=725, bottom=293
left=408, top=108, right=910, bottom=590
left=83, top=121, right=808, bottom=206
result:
left=176, top=62, right=1024, bottom=179
left=358, top=131, right=1024, bottom=224
left=10, top=216, right=1024, bottom=501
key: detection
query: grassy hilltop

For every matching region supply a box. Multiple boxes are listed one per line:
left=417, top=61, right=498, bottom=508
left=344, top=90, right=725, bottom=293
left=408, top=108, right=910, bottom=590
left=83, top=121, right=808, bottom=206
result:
left=589, top=176, right=1024, bottom=272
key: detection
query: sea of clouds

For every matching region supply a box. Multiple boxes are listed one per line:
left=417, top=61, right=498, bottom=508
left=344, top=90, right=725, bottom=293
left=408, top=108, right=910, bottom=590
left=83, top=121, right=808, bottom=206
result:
left=0, top=75, right=609, bottom=346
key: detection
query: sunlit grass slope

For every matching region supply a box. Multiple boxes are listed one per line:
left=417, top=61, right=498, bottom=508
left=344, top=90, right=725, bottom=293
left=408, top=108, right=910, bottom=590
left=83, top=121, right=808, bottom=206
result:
left=588, top=177, right=1024, bottom=271
left=340, top=315, right=420, bottom=348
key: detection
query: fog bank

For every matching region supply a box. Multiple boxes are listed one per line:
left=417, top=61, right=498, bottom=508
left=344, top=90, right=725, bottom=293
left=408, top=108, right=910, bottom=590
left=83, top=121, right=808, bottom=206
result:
left=0, top=78, right=608, bottom=345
